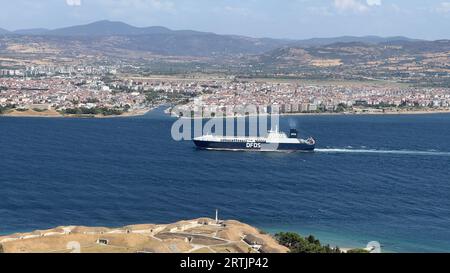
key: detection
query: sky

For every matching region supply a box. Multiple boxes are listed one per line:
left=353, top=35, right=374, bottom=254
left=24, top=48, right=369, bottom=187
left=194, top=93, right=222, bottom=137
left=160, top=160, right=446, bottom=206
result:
left=0, top=0, right=449, bottom=40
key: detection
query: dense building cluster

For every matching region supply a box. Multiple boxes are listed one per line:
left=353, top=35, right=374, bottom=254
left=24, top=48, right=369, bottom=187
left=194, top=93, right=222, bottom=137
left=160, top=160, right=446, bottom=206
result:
left=178, top=81, right=450, bottom=115
left=0, top=77, right=146, bottom=112
left=2, top=71, right=450, bottom=117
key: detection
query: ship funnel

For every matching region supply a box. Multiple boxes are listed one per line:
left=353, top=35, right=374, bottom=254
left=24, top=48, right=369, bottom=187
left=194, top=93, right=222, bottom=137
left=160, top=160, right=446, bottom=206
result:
left=289, top=129, right=298, bottom=138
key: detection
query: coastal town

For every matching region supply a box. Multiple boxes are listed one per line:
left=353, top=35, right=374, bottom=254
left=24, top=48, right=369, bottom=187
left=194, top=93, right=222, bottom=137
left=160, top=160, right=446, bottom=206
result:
left=2, top=67, right=450, bottom=118
left=2, top=0, right=450, bottom=259
left=0, top=68, right=198, bottom=117
left=175, top=80, right=450, bottom=117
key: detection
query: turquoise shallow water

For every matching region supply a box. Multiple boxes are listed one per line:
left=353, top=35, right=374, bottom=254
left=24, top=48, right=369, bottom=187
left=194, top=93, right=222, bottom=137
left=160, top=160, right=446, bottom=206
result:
left=1, top=110, right=450, bottom=252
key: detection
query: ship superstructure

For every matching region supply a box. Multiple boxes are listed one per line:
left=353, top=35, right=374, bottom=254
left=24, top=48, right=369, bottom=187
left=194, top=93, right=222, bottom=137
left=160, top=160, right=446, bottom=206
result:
left=193, top=128, right=315, bottom=152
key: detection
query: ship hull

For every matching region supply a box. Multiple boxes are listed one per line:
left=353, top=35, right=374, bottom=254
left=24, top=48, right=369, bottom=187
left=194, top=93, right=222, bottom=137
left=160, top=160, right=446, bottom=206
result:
left=193, top=140, right=315, bottom=152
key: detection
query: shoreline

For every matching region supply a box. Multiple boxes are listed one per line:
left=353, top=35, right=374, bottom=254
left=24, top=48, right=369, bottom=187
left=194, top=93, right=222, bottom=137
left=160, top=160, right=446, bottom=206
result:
left=0, top=221, right=378, bottom=253
left=278, top=109, right=450, bottom=117
left=0, top=107, right=153, bottom=119
left=2, top=107, right=450, bottom=119
left=172, top=109, right=450, bottom=120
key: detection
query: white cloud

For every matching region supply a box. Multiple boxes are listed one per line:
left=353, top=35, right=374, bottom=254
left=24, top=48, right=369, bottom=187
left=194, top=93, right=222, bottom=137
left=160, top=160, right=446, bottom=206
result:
left=334, top=0, right=368, bottom=12
left=66, top=0, right=81, bottom=6
left=223, top=6, right=250, bottom=16
left=436, top=2, right=450, bottom=13
left=149, top=0, right=175, bottom=11
left=98, top=0, right=175, bottom=13
left=307, top=6, right=333, bottom=16
left=366, top=0, right=382, bottom=6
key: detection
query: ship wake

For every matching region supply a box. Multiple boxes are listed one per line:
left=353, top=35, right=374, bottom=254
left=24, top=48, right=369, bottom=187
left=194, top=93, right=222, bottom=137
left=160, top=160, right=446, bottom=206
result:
left=315, top=148, right=450, bottom=157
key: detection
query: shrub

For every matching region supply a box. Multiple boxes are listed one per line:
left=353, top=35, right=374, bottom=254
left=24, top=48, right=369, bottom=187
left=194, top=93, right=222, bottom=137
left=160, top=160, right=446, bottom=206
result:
left=347, top=248, right=370, bottom=253
left=275, top=232, right=342, bottom=253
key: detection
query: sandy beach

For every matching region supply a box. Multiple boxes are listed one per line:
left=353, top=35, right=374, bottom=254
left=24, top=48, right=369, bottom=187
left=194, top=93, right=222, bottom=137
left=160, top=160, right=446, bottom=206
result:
left=0, top=107, right=152, bottom=118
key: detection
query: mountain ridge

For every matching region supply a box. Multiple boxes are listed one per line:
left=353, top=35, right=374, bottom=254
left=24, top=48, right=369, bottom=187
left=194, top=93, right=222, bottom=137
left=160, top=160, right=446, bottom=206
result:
left=13, top=28, right=50, bottom=35
left=0, top=20, right=425, bottom=44
left=0, top=28, right=10, bottom=35
left=47, top=20, right=172, bottom=36
left=0, top=20, right=442, bottom=58
left=293, top=35, right=423, bottom=47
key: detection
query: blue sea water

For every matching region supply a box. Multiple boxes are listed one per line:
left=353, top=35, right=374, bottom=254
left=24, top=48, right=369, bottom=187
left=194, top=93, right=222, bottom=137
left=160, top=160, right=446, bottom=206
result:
left=1, top=110, right=450, bottom=252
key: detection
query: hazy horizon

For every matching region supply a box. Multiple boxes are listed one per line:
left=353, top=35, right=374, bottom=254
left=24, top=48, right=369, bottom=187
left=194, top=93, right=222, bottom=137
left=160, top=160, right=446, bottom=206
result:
left=0, top=19, right=440, bottom=41
left=0, top=0, right=449, bottom=40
